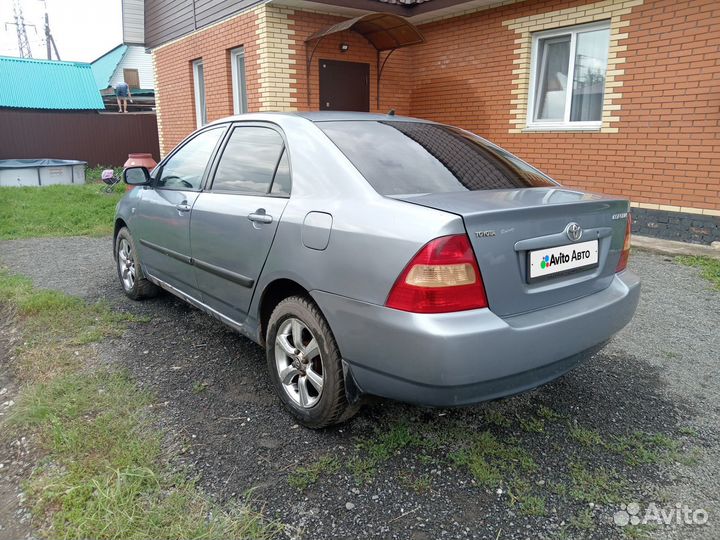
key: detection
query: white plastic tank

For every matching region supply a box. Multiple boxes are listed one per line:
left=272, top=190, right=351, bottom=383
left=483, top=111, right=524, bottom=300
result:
left=0, top=159, right=86, bottom=187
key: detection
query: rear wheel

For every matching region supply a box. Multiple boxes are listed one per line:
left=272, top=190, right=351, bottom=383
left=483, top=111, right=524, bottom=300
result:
left=266, top=296, right=358, bottom=428
left=115, top=227, right=159, bottom=300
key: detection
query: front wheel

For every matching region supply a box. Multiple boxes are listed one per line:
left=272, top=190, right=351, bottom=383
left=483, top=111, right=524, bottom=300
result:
left=115, top=227, right=159, bottom=300
left=266, top=296, right=358, bottom=428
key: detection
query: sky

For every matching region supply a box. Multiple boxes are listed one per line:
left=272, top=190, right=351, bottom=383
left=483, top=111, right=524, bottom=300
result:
left=0, top=0, right=122, bottom=62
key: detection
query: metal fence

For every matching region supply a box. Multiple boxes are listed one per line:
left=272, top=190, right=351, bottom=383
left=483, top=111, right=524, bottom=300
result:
left=0, top=109, right=160, bottom=167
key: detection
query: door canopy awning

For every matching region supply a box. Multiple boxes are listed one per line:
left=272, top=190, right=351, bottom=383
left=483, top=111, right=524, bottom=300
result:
left=304, top=13, right=425, bottom=107
left=305, top=12, right=425, bottom=51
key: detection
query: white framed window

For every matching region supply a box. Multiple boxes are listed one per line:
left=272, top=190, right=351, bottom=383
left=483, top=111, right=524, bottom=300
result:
left=230, top=47, right=248, bottom=115
left=192, top=59, right=207, bottom=128
left=527, top=21, right=611, bottom=130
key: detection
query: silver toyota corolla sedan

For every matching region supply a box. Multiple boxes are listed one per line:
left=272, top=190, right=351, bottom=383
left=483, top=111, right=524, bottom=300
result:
left=115, top=112, right=640, bottom=428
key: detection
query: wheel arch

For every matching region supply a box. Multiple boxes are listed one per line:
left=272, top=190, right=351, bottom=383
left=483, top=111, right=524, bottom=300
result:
left=113, top=218, right=128, bottom=259
left=257, top=278, right=312, bottom=347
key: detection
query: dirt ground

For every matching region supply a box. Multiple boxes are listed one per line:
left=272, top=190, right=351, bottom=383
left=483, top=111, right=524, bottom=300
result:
left=0, top=236, right=718, bottom=539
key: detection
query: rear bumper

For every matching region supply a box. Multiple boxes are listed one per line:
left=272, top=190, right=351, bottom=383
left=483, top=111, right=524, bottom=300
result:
left=311, top=270, right=640, bottom=406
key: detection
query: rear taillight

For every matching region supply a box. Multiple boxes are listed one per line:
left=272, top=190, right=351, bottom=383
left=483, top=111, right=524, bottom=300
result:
left=386, top=234, right=488, bottom=313
left=616, top=214, right=632, bottom=272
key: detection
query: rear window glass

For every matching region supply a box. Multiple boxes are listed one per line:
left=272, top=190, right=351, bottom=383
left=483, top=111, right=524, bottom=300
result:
left=319, top=121, right=556, bottom=196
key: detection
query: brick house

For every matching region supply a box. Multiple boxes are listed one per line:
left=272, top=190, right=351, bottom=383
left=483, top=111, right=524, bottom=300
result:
left=125, top=0, right=720, bottom=243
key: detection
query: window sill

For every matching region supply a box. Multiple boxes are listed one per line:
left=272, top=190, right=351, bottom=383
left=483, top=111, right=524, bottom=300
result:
left=523, top=123, right=603, bottom=133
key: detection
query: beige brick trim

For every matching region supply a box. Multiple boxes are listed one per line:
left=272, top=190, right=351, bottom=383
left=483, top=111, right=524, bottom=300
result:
left=503, top=0, right=643, bottom=134
left=151, top=51, right=165, bottom=158
left=256, top=5, right=297, bottom=112
left=629, top=201, right=720, bottom=217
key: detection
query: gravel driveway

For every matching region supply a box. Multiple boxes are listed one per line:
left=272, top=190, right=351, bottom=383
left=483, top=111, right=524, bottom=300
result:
left=1, top=236, right=718, bottom=540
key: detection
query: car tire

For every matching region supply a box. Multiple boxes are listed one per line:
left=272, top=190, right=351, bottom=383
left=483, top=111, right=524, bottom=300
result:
left=266, top=295, right=358, bottom=428
left=115, top=227, right=159, bottom=300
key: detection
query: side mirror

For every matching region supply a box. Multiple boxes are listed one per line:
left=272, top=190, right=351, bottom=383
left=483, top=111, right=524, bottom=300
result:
left=123, top=166, right=151, bottom=186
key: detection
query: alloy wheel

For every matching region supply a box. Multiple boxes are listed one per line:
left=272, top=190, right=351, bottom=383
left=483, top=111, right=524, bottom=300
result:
left=117, top=238, right=136, bottom=291
left=274, top=317, right=323, bottom=408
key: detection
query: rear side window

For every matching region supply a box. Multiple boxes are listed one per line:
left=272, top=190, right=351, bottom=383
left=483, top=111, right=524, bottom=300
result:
left=319, top=121, right=556, bottom=196
left=212, top=127, right=286, bottom=194
left=270, top=149, right=291, bottom=196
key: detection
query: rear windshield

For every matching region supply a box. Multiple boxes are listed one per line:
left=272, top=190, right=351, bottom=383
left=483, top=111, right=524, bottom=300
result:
left=319, top=121, right=557, bottom=196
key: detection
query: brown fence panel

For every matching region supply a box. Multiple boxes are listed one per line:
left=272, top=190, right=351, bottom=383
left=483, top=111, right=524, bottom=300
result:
left=0, top=110, right=160, bottom=167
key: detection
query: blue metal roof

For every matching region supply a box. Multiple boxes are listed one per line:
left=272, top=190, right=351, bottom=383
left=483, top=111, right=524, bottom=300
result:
left=0, top=56, right=105, bottom=110
left=91, top=44, right=128, bottom=90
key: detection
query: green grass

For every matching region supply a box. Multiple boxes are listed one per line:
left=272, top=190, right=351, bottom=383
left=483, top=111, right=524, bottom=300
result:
left=451, top=451, right=502, bottom=486
left=676, top=255, right=720, bottom=290
left=622, top=524, right=654, bottom=539
left=607, top=431, right=680, bottom=466
left=537, top=405, right=564, bottom=421
left=398, top=471, right=432, bottom=494
left=192, top=381, right=209, bottom=394
left=347, top=456, right=377, bottom=484
left=566, top=422, right=682, bottom=467
left=0, top=270, right=145, bottom=381
left=568, top=461, right=627, bottom=505
left=288, top=456, right=341, bottom=490
left=1, top=270, right=282, bottom=539
left=507, top=477, right=546, bottom=516
left=517, top=414, right=545, bottom=433
left=483, top=408, right=512, bottom=428
left=449, top=431, right=537, bottom=487
left=569, top=425, right=604, bottom=448
left=0, top=184, right=123, bottom=240
left=568, top=508, right=596, bottom=532
left=348, top=421, right=429, bottom=483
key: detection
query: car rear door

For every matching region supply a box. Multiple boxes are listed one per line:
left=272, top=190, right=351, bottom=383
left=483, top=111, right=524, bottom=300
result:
left=134, top=126, right=226, bottom=297
left=190, top=123, right=291, bottom=322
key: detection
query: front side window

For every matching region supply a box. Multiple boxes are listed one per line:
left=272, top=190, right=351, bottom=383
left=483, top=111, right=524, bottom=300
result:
left=230, top=47, right=248, bottom=115
left=529, top=22, right=610, bottom=128
left=320, top=121, right=555, bottom=196
left=211, top=127, right=287, bottom=194
left=156, top=127, right=224, bottom=190
left=192, top=59, right=207, bottom=127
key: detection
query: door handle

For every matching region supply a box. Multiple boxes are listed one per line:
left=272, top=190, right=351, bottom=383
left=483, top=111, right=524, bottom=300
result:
left=248, top=212, right=273, bottom=224
left=176, top=202, right=192, bottom=212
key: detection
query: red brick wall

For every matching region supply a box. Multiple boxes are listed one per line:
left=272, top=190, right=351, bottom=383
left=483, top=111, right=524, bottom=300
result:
left=406, top=0, right=720, bottom=211
left=153, top=9, right=261, bottom=155
left=152, top=0, right=719, bottom=211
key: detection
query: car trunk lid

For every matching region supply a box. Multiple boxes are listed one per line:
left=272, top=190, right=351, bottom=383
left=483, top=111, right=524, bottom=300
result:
left=395, top=187, right=630, bottom=317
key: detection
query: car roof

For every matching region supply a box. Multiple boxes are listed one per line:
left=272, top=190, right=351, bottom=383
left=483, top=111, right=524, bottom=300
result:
left=293, top=111, right=428, bottom=123
left=209, top=111, right=433, bottom=125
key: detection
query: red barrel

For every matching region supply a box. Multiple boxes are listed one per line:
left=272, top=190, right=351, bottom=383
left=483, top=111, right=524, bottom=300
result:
left=124, top=153, right=157, bottom=171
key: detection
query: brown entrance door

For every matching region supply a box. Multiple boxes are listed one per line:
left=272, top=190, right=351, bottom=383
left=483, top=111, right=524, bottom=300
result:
left=319, top=59, right=370, bottom=112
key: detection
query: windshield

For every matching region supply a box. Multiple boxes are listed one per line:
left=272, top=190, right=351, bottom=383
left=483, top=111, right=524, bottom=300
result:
left=319, top=120, right=557, bottom=196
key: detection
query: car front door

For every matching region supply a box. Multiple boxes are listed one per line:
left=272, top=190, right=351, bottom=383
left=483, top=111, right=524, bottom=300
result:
left=134, top=126, right=226, bottom=297
left=190, top=124, right=291, bottom=322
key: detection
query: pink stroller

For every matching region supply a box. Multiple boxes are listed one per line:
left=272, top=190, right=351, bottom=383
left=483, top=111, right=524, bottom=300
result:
left=101, top=169, right=120, bottom=192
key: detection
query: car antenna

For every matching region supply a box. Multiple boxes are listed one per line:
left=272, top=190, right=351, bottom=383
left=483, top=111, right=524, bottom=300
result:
left=387, top=109, right=396, bottom=116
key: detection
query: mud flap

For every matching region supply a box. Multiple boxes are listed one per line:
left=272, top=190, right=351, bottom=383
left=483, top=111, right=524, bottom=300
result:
left=342, top=359, right=363, bottom=404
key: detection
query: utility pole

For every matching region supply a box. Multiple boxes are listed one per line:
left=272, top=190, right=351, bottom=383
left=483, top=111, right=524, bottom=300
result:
left=4, top=0, right=35, bottom=58
left=43, top=12, right=60, bottom=59
left=41, top=0, right=60, bottom=60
